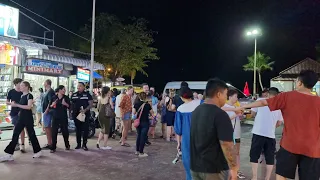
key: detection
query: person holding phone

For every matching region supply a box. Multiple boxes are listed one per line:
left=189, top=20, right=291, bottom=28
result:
left=50, top=85, right=71, bottom=153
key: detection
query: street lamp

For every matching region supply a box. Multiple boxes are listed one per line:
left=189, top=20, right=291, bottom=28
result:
left=246, top=28, right=261, bottom=96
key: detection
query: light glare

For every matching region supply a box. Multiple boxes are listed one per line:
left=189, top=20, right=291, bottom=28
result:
left=247, top=32, right=252, bottom=36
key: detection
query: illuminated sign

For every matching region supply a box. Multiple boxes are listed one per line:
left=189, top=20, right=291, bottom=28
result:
left=0, top=4, right=19, bottom=39
left=26, top=59, right=63, bottom=74
left=0, top=43, right=18, bottom=65
left=77, top=68, right=90, bottom=81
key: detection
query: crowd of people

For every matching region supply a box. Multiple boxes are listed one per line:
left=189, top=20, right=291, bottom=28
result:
left=0, top=70, right=319, bottom=180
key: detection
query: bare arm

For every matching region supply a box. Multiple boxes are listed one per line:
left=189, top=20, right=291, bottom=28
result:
left=85, top=100, right=93, bottom=112
left=220, top=141, right=237, bottom=170
left=242, top=99, right=268, bottom=109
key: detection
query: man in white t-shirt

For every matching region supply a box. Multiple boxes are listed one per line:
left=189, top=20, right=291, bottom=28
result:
left=115, top=89, right=126, bottom=137
left=250, top=87, right=283, bottom=180
left=223, top=89, right=245, bottom=179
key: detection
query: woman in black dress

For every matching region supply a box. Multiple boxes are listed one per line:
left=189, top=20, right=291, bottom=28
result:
left=50, top=85, right=70, bottom=153
left=0, top=81, right=42, bottom=162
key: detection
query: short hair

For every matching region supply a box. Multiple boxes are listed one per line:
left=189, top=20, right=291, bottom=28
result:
left=127, top=86, right=133, bottom=90
left=227, top=89, right=238, bottom=98
left=45, top=79, right=52, bottom=86
left=297, top=70, right=318, bottom=89
left=141, top=83, right=148, bottom=87
left=179, top=86, right=193, bottom=99
left=268, top=87, right=279, bottom=96
left=205, top=78, right=228, bottom=98
left=181, top=81, right=188, bottom=88
left=13, top=78, right=23, bottom=85
left=78, top=82, right=85, bottom=86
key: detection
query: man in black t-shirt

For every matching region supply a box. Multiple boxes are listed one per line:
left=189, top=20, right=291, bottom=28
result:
left=190, top=78, right=237, bottom=180
left=42, top=79, right=55, bottom=149
left=6, top=78, right=24, bottom=151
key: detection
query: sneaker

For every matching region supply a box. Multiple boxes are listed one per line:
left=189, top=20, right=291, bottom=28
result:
left=145, top=141, right=151, bottom=146
left=0, top=154, right=14, bottom=162
left=237, top=171, right=245, bottom=179
left=135, top=151, right=139, bottom=155
left=14, top=143, right=20, bottom=151
left=20, top=145, right=26, bottom=153
left=138, top=153, right=148, bottom=158
left=33, top=151, right=42, bottom=158
left=42, top=144, right=51, bottom=149
left=50, top=149, right=56, bottom=153
left=101, top=146, right=112, bottom=150
left=96, top=143, right=100, bottom=149
left=75, top=145, right=81, bottom=149
left=82, top=145, right=88, bottom=151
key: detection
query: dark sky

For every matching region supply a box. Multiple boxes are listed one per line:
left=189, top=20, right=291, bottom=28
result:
left=6, top=0, right=320, bottom=92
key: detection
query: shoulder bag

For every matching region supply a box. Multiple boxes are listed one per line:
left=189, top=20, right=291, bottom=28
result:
left=133, top=103, right=146, bottom=128
left=105, top=98, right=116, bottom=118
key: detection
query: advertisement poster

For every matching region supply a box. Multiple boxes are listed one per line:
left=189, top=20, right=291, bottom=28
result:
left=26, top=59, right=63, bottom=74
left=77, top=68, right=90, bottom=81
left=0, top=3, right=19, bottom=39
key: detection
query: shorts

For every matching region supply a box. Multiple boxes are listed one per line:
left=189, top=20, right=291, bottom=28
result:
left=276, top=147, right=320, bottom=180
left=122, top=112, right=131, bottom=121
left=42, top=113, right=52, bottom=128
left=191, top=170, right=229, bottom=180
left=11, top=115, right=19, bottom=126
left=250, top=134, right=276, bottom=165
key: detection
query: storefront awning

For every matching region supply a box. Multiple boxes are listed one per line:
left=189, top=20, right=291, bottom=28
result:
left=30, top=53, right=104, bottom=70
left=93, top=71, right=103, bottom=79
left=0, top=36, right=48, bottom=50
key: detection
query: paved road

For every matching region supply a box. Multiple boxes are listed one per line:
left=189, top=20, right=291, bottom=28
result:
left=0, top=124, right=293, bottom=180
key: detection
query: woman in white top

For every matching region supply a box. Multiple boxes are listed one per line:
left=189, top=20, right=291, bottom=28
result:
left=223, top=89, right=245, bottom=179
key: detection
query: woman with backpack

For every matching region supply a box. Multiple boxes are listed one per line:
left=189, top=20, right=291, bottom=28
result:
left=164, top=89, right=176, bottom=142
left=96, top=86, right=114, bottom=150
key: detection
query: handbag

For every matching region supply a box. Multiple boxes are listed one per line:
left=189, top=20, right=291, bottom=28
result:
left=77, top=112, right=86, bottom=122
left=133, top=103, right=146, bottom=128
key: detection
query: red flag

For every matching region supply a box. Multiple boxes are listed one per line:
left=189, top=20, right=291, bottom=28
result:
left=243, top=82, right=250, bottom=96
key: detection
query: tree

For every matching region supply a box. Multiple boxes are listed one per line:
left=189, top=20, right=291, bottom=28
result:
left=75, top=13, right=159, bottom=83
left=243, top=52, right=274, bottom=90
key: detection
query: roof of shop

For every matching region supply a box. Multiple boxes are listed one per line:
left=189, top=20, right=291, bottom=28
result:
left=0, top=36, right=49, bottom=50
left=280, top=58, right=320, bottom=75
left=29, top=53, right=104, bottom=70
left=271, top=76, right=296, bottom=81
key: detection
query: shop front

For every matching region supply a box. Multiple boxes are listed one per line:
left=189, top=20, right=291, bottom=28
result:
left=22, top=59, right=70, bottom=99
left=0, top=42, right=23, bottom=129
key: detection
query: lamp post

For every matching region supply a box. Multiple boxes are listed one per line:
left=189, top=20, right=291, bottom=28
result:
left=89, top=0, right=96, bottom=94
left=246, top=29, right=261, bottom=96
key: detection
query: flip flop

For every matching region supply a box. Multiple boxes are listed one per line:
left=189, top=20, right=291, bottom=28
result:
left=121, top=143, right=130, bottom=147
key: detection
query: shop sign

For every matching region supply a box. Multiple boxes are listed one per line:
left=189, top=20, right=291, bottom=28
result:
left=0, top=43, right=18, bottom=65
left=0, top=3, right=19, bottom=39
left=77, top=68, right=90, bottom=81
left=26, top=59, right=63, bottom=74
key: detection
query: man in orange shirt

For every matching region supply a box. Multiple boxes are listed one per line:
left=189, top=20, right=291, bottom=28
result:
left=119, top=86, right=134, bottom=147
left=241, top=70, right=320, bottom=180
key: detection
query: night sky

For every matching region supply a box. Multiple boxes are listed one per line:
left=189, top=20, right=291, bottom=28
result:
left=6, top=0, right=320, bottom=92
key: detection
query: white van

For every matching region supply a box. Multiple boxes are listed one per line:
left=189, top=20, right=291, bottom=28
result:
left=163, top=81, right=253, bottom=105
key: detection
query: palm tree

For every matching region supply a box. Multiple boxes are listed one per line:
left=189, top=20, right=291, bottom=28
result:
left=243, top=52, right=274, bottom=90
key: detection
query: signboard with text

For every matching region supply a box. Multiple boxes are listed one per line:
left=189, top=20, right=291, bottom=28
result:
left=0, top=4, right=19, bottom=39
left=26, top=59, right=63, bottom=74
left=77, top=68, right=90, bottom=81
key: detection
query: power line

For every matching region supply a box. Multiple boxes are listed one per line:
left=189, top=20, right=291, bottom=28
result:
left=9, top=0, right=90, bottom=42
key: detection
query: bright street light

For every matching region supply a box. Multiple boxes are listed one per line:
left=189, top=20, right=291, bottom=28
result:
left=246, top=28, right=261, bottom=96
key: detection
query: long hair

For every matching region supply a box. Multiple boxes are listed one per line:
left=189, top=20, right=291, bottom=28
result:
left=101, top=86, right=111, bottom=98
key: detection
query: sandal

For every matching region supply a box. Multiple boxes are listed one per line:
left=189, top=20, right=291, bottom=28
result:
left=121, top=143, right=130, bottom=147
